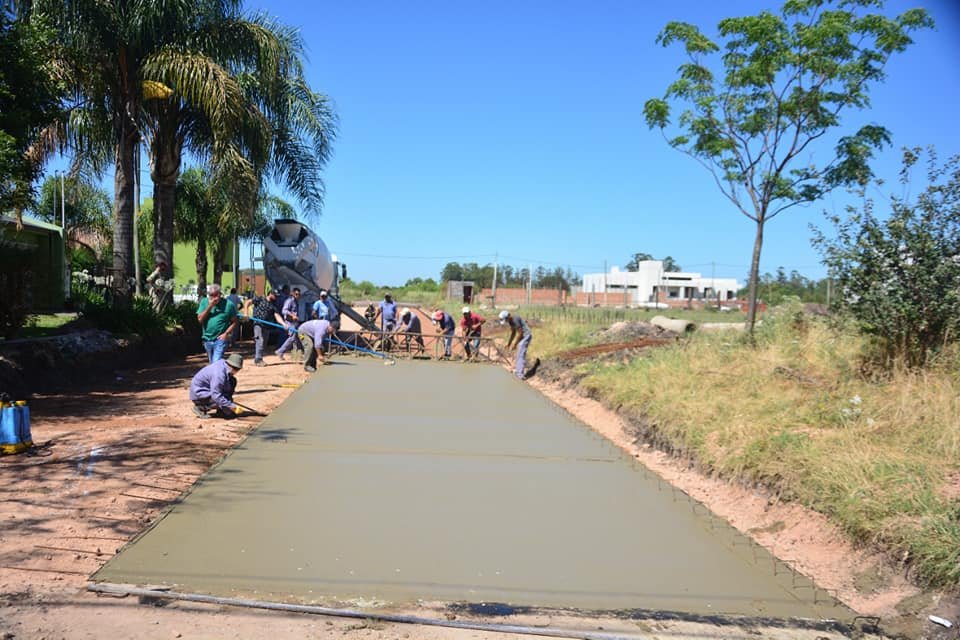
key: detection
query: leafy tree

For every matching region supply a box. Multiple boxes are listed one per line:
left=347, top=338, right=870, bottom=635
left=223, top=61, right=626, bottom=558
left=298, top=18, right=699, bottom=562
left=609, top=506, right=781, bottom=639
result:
left=625, top=252, right=681, bottom=272
left=814, top=147, right=960, bottom=369
left=625, top=252, right=654, bottom=270
left=0, top=11, right=62, bottom=217
left=643, top=0, right=932, bottom=334
left=440, top=262, right=464, bottom=282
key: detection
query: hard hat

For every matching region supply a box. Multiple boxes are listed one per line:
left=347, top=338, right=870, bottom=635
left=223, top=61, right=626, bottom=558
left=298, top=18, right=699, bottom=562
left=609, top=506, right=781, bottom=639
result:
left=433, top=310, right=444, bottom=321
left=498, top=310, right=510, bottom=322
left=462, top=306, right=471, bottom=314
left=401, top=307, right=411, bottom=316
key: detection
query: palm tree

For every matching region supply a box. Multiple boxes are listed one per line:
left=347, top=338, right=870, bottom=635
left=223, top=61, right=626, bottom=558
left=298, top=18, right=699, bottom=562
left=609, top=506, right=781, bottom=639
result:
left=142, top=10, right=336, bottom=274
left=26, top=0, right=297, bottom=284
left=174, top=167, right=220, bottom=300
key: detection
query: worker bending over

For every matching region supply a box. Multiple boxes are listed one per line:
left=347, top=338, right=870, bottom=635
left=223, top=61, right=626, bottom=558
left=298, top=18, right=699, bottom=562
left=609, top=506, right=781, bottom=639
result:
left=460, top=307, right=485, bottom=360
left=433, top=309, right=456, bottom=359
left=500, top=310, right=538, bottom=380
left=299, top=318, right=335, bottom=371
left=396, top=308, right=425, bottom=354
left=190, top=353, right=246, bottom=418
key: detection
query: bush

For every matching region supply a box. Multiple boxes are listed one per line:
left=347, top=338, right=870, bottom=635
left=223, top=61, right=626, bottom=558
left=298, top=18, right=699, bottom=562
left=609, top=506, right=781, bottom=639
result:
left=814, top=147, right=960, bottom=369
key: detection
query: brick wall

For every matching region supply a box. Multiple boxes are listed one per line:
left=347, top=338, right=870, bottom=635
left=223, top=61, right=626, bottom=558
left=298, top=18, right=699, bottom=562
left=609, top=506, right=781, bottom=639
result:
left=480, top=287, right=567, bottom=305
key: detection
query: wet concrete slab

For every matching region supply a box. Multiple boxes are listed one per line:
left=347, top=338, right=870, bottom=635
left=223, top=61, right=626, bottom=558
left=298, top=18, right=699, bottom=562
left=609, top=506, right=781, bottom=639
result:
left=94, top=360, right=850, bottom=620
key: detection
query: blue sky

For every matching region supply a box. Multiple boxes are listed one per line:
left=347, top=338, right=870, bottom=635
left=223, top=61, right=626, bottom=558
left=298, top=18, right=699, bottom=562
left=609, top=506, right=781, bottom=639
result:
left=49, top=0, right=960, bottom=286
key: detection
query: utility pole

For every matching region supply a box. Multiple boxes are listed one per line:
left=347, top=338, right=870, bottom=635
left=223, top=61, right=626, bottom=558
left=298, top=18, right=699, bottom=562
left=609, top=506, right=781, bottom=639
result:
left=491, top=253, right=498, bottom=308
left=132, top=143, right=142, bottom=295
left=603, top=260, right=607, bottom=307
left=60, top=171, right=69, bottom=302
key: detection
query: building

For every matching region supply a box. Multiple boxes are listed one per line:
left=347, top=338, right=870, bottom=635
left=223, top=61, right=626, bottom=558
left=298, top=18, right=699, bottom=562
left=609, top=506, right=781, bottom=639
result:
left=0, top=214, right=66, bottom=311
left=171, top=238, right=240, bottom=298
left=579, top=262, right=740, bottom=307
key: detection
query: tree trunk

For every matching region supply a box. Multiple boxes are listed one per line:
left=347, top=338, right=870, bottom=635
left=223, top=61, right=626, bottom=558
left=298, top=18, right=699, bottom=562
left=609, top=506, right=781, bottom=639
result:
left=150, top=113, right=181, bottom=279
left=212, top=240, right=226, bottom=287
left=746, top=218, right=765, bottom=336
left=112, top=117, right=137, bottom=285
left=112, top=49, right=139, bottom=286
left=195, top=234, right=208, bottom=302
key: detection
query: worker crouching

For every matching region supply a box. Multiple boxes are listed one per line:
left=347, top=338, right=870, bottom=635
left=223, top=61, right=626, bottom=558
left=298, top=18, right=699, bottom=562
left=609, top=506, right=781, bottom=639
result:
left=190, top=353, right=247, bottom=418
left=299, top=318, right=335, bottom=372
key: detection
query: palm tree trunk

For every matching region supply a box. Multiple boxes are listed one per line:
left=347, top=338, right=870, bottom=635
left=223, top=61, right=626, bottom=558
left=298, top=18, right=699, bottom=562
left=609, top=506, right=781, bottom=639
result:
left=195, top=234, right=208, bottom=302
left=112, top=49, right=139, bottom=285
left=150, top=111, right=181, bottom=275
left=112, top=123, right=137, bottom=283
left=212, top=240, right=226, bottom=286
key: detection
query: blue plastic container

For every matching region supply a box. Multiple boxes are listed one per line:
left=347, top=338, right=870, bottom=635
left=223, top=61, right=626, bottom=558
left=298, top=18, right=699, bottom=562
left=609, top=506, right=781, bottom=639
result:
left=0, top=401, right=31, bottom=454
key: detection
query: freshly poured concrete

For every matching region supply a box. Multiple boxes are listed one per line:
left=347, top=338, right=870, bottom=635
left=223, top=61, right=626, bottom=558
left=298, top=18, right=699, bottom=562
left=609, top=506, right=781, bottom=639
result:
left=94, top=360, right=848, bottom=620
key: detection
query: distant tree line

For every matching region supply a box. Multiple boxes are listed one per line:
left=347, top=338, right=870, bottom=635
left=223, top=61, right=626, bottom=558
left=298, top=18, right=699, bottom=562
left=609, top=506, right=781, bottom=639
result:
left=744, top=268, right=830, bottom=306
left=440, top=262, right=580, bottom=291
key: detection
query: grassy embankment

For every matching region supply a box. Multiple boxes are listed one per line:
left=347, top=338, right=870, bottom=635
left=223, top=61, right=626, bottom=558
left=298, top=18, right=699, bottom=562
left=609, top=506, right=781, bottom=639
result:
left=534, top=306, right=960, bottom=589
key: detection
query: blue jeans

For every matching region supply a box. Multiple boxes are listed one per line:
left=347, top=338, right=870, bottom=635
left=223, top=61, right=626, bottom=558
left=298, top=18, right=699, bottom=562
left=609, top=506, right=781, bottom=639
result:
left=276, top=323, right=303, bottom=355
left=515, top=334, right=532, bottom=378
left=253, top=324, right=273, bottom=362
left=442, top=331, right=454, bottom=357
left=203, top=337, right=229, bottom=363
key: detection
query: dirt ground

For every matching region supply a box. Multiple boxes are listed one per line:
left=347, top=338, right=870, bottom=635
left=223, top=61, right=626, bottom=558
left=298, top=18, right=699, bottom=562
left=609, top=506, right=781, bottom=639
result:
left=0, top=323, right=910, bottom=640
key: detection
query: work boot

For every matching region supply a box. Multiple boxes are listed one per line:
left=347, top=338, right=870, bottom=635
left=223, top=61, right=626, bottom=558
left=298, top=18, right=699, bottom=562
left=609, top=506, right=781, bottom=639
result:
left=276, top=351, right=287, bottom=361
left=304, top=365, right=316, bottom=373
left=254, top=359, right=266, bottom=367
left=192, top=405, right=211, bottom=419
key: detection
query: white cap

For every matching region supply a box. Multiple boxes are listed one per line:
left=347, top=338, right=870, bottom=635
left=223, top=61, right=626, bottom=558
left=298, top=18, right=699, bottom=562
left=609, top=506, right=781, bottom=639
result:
left=319, top=289, right=328, bottom=297
left=462, top=306, right=471, bottom=314
left=498, top=310, right=510, bottom=322
left=401, top=307, right=411, bottom=316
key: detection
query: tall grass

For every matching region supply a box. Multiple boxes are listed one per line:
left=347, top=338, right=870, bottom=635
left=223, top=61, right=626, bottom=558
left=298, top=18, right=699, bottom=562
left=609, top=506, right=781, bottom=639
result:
left=577, top=308, right=960, bottom=587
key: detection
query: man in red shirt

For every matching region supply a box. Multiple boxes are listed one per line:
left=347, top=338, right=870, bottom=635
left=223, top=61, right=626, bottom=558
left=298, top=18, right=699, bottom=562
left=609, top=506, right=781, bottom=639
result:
left=459, top=306, right=485, bottom=360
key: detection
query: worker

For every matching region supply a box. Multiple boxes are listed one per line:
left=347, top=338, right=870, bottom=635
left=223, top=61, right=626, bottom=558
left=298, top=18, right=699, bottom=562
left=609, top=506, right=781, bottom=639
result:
left=243, top=290, right=284, bottom=366
left=322, top=290, right=340, bottom=332
left=500, top=310, right=538, bottom=380
left=375, top=292, right=398, bottom=332
left=275, top=287, right=304, bottom=361
left=298, top=318, right=335, bottom=371
left=395, top=307, right=424, bottom=354
left=460, top=306, right=485, bottom=360
left=189, top=353, right=246, bottom=418
left=196, top=283, right=239, bottom=363
left=433, top=309, right=456, bottom=359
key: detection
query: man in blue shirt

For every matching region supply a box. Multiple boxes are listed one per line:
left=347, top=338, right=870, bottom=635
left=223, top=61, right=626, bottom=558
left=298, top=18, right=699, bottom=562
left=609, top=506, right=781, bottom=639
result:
left=375, top=292, right=398, bottom=332
left=189, top=353, right=247, bottom=418
left=500, top=310, right=538, bottom=380
left=433, top=309, right=456, bottom=358
left=276, top=287, right=305, bottom=361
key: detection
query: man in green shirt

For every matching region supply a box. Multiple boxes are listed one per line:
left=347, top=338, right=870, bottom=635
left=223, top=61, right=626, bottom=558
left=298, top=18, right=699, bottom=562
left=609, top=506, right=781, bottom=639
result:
left=197, top=283, right=239, bottom=362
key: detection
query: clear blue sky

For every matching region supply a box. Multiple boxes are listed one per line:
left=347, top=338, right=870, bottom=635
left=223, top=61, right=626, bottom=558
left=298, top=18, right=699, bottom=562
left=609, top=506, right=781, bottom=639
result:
left=51, top=0, right=960, bottom=286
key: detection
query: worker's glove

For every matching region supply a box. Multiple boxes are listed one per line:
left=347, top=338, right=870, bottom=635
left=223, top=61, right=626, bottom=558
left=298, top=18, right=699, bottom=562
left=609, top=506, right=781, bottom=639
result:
left=233, top=406, right=247, bottom=417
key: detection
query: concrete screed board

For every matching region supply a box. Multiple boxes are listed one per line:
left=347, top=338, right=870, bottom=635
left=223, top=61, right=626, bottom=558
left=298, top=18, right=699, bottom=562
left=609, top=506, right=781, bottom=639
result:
left=94, top=359, right=849, bottom=621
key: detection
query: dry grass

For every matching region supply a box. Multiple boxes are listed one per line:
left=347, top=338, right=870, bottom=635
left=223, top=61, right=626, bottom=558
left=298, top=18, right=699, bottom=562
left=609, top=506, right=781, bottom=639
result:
left=578, top=310, right=960, bottom=587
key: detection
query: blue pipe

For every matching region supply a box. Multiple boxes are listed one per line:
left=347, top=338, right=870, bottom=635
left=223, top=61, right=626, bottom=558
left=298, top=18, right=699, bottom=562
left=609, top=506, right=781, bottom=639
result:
left=244, top=315, right=393, bottom=361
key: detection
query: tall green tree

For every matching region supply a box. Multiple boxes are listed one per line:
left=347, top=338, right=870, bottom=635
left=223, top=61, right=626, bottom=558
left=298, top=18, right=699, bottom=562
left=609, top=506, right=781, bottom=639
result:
left=33, top=173, right=110, bottom=254
left=0, top=10, right=62, bottom=217
left=643, top=0, right=932, bottom=334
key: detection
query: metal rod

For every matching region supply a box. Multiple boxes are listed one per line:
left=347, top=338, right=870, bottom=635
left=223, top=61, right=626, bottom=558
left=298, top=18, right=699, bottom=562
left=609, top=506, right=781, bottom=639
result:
left=87, top=583, right=642, bottom=640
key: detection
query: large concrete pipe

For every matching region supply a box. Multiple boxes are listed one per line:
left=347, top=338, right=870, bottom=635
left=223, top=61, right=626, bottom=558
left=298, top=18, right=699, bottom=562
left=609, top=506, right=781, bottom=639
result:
left=651, top=315, right=696, bottom=334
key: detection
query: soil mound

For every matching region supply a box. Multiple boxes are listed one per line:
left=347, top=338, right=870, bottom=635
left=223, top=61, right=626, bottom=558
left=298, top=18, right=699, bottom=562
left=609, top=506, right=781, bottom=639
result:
left=593, top=321, right=672, bottom=342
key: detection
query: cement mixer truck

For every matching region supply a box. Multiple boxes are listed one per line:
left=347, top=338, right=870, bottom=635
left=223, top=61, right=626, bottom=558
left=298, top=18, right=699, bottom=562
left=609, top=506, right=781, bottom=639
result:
left=262, top=219, right=377, bottom=330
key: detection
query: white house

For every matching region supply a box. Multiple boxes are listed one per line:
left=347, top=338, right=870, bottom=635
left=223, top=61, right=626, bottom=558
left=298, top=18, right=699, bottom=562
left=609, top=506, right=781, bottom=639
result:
left=580, top=262, right=740, bottom=306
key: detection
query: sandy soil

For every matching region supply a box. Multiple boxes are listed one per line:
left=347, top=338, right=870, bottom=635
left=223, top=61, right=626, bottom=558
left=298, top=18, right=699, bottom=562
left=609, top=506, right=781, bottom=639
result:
left=0, top=329, right=888, bottom=640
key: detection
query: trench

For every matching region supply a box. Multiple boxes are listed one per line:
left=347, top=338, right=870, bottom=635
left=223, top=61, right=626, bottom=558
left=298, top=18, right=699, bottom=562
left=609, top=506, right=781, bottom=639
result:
left=92, top=359, right=852, bottom=622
